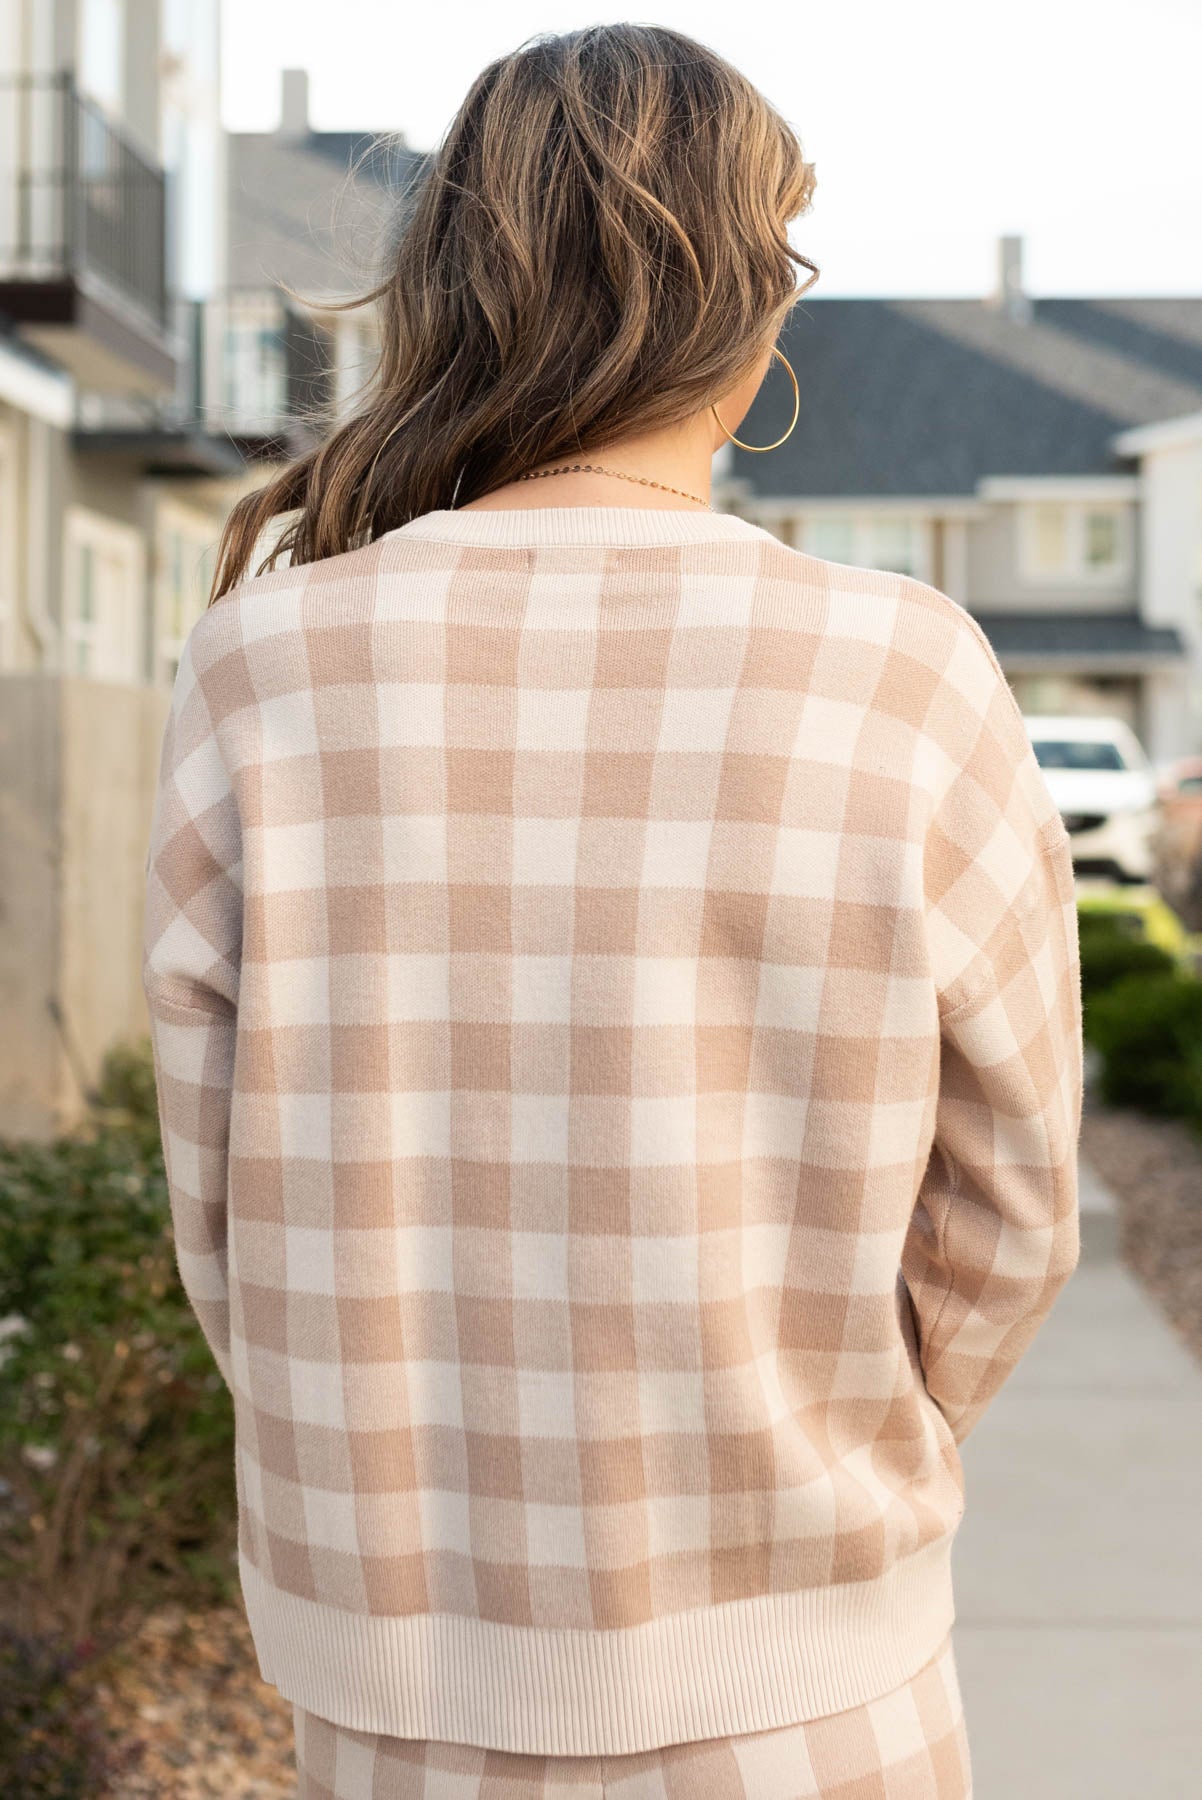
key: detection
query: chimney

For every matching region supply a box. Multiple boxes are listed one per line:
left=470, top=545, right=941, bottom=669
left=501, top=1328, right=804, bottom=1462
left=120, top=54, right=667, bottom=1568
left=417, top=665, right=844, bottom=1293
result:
left=279, top=68, right=310, bottom=139
left=994, top=235, right=1032, bottom=325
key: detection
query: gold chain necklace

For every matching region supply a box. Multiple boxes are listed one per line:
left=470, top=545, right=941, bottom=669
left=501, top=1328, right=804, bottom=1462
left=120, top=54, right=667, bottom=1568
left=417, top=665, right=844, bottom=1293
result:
left=514, top=461, right=711, bottom=510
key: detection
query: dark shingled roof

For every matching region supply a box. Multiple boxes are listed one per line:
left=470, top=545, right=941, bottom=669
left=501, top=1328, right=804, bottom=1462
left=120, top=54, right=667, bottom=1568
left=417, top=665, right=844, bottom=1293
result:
left=729, top=297, right=1202, bottom=497
left=225, top=131, right=1202, bottom=502
left=971, top=612, right=1186, bottom=663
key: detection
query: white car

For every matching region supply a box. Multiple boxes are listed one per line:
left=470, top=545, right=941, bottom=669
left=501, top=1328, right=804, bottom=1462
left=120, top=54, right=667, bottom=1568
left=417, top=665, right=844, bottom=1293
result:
left=1021, top=714, right=1158, bottom=882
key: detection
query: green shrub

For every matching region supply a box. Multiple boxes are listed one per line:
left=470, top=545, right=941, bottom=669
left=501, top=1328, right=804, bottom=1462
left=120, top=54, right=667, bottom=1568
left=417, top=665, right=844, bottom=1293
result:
left=0, top=1622, right=141, bottom=1797
left=1078, top=933, right=1180, bottom=1016
left=1086, top=971, right=1202, bottom=1123
left=1077, top=904, right=1145, bottom=941
left=89, top=1038, right=164, bottom=1154
left=0, top=1040, right=236, bottom=1641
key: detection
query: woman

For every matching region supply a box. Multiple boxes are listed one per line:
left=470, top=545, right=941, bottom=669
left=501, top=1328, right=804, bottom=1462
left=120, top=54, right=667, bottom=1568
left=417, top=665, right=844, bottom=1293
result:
left=142, top=23, right=1082, bottom=1799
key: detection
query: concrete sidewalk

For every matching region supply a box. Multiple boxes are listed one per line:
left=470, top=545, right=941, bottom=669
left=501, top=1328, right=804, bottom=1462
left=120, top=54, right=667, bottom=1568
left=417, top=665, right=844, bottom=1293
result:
left=952, top=1159, right=1202, bottom=1797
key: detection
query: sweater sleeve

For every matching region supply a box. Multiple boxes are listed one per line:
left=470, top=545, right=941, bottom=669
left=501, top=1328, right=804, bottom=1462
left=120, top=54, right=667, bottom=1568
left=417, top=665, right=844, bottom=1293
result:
left=141, top=629, right=242, bottom=1390
left=900, top=611, right=1084, bottom=1445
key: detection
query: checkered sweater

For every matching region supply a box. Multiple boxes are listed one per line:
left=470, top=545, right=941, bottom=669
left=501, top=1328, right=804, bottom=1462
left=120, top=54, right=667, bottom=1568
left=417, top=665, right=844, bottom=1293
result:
left=142, top=505, right=1082, bottom=1756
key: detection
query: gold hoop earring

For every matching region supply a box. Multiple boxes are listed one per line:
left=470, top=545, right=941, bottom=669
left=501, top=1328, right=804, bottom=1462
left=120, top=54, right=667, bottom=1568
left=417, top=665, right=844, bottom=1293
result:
left=710, top=347, right=800, bottom=452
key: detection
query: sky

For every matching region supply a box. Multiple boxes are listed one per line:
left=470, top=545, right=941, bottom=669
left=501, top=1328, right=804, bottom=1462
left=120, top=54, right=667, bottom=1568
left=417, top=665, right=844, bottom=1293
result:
left=220, top=0, right=1202, bottom=299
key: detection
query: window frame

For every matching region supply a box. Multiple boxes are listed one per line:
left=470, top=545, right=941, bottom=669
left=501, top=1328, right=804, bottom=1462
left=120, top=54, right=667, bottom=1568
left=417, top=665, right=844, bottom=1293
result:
left=63, top=505, right=145, bottom=684
left=0, top=421, right=15, bottom=672
left=154, top=500, right=219, bottom=688
left=1018, top=499, right=1132, bottom=586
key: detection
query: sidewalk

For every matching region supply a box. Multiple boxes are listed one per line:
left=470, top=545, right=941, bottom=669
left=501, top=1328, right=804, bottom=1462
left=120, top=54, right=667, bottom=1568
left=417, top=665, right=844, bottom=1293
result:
left=953, top=1159, right=1202, bottom=1797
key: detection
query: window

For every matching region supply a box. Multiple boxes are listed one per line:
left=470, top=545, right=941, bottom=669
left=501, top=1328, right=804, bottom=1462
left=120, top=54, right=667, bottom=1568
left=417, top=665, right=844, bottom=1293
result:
left=155, top=505, right=218, bottom=686
left=335, top=312, right=381, bottom=416
left=1020, top=501, right=1130, bottom=583
left=0, top=424, right=14, bottom=672
left=1030, top=739, right=1128, bottom=773
left=1193, top=479, right=1202, bottom=633
left=76, top=546, right=96, bottom=668
left=805, top=518, right=856, bottom=564
left=1033, top=504, right=1068, bottom=570
left=869, top=517, right=921, bottom=575
left=800, top=514, right=929, bottom=579
left=64, top=508, right=144, bottom=683
left=222, top=292, right=287, bottom=433
left=1084, top=510, right=1120, bottom=568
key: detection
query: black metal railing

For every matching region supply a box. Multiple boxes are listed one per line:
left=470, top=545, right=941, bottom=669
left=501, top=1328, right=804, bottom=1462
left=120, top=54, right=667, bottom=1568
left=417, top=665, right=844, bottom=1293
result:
left=0, top=71, right=167, bottom=327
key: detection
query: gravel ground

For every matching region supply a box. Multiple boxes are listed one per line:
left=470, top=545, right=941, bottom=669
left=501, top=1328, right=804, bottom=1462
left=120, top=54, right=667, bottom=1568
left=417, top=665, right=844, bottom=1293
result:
left=96, top=1599, right=296, bottom=1799
left=1080, top=1102, right=1202, bottom=1365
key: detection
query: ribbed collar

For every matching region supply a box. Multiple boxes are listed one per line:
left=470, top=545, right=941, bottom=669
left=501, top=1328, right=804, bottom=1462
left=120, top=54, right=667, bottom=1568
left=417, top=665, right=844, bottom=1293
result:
left=388, top=505, right=773, bottom=549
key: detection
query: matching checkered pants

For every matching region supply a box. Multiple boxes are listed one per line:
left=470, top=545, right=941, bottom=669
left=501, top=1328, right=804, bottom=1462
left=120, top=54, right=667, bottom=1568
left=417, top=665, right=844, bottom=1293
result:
left=292, top=1631, right=971, bottom=1799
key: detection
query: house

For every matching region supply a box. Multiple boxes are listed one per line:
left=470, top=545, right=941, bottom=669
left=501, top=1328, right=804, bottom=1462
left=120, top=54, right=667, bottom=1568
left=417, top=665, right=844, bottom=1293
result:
left=716, top=237, right=1202, bottom=765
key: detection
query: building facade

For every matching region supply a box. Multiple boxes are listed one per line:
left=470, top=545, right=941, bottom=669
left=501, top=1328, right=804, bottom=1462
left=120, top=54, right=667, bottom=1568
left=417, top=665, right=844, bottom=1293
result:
left=0, top=0, right=228, bottom=1135
left=0, top=38, right=425, bottom=1136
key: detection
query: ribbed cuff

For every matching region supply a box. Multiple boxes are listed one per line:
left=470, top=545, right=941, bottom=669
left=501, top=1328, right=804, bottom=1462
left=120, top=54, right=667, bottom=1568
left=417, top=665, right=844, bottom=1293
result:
left=240, top=1533, right=956, bottom=1757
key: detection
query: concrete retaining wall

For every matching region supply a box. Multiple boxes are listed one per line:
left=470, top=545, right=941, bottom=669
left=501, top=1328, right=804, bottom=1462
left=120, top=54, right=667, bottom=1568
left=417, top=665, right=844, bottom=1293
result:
left=0, top=672, right=170, bottom=1138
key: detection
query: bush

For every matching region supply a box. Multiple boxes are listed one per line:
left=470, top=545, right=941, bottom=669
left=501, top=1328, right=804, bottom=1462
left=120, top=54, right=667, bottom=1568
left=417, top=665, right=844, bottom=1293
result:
left=1086, top=971, right=1202, bottom=1124
left=1075, top=903, right=1183, bottom=1020
left=1079, top=933, right=1180, bottom=1015
left=1077, top=904, right=1146, bottom=941
left=0, top=1040, right=236, bottom=1641
left=0, top=1622, right=141, bottom=1798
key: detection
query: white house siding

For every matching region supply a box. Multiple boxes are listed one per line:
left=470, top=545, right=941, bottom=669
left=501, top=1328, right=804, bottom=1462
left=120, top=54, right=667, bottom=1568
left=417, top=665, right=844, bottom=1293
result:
left=1127, top=433, right=1202, bottom=750
left=965, top=497, right=1140, bottom=616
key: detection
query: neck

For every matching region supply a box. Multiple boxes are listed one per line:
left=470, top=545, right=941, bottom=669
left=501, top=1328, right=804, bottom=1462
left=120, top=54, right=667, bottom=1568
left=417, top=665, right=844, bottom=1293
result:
left=460, top=415, right=719, bottom=512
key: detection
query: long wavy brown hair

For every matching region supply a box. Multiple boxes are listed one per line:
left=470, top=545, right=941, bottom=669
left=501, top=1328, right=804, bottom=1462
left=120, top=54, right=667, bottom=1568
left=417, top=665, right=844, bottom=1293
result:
left=208, top=23, right=818, bottom=605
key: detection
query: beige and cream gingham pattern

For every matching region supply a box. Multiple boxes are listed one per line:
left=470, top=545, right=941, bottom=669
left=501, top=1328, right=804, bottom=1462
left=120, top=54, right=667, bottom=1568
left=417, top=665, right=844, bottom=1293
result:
left=141, top=505, right=1081, bottom=1756
left=292, top=1630, right=971, bottom=1798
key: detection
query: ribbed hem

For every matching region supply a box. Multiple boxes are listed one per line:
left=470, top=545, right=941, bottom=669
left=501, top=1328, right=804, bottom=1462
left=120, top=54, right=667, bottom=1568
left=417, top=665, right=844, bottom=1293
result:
left=240, top=1534, right=956, bottom=1756
left=387, top=505, right=775, bottom=549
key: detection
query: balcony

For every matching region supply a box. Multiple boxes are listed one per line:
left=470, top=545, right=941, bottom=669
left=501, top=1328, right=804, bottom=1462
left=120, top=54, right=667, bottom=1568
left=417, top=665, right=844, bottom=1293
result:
left=72, top=289, right=339, bottom=477
left=0, top=72, right=175, bottom=394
